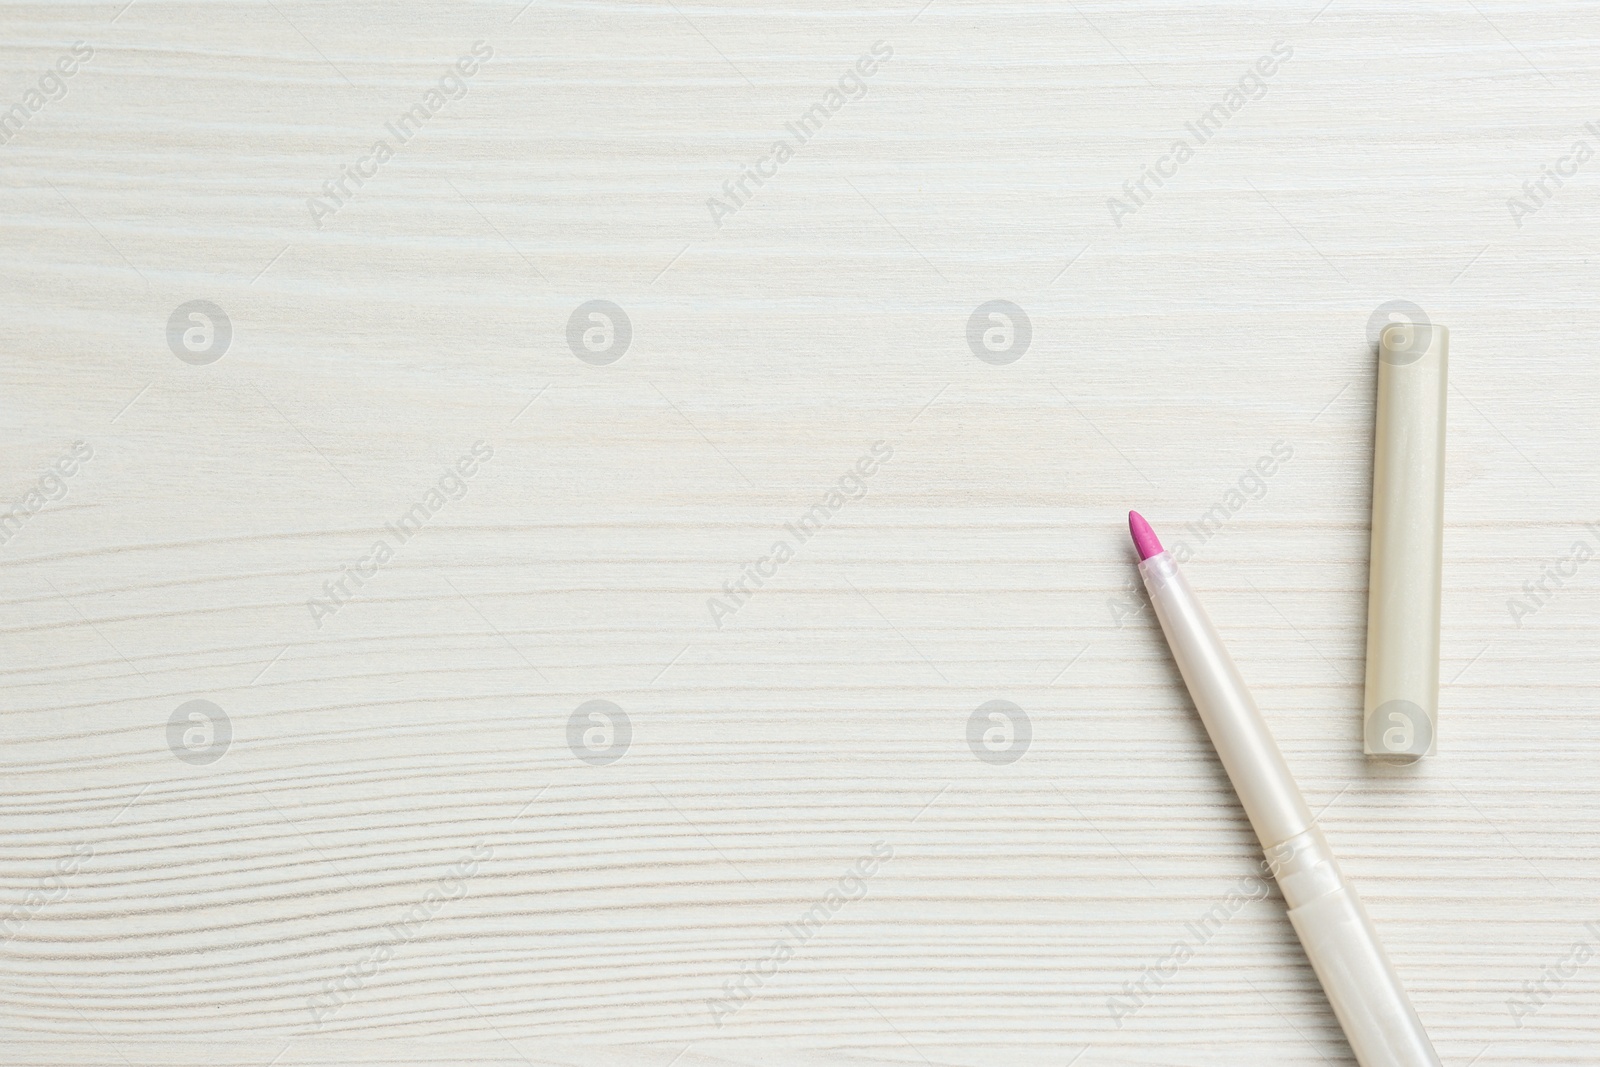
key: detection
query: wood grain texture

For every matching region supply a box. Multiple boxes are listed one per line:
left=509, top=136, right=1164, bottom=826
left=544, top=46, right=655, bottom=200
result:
left=3, top=1, right=1599, bottom=1064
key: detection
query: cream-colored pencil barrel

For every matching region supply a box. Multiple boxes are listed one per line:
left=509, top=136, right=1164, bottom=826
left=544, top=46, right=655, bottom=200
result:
left=1269, top=828, right=1442, bottom=1067
left=1142, top=552, right=1441, bottom=1066
left=1140, top=551, right=1313, bottom=848
left=1363, top=322, right=1447, bottom=761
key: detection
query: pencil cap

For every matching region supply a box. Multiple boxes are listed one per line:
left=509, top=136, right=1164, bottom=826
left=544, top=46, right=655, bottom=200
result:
left=1363, top=322, right=1447, bottom=761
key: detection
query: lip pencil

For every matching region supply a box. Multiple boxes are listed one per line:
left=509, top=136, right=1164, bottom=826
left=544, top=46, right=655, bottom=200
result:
left=1127, top=511, right=1439, bottom=1067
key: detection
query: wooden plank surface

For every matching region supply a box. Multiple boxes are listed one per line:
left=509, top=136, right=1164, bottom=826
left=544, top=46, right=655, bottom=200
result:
left=3, top=2, right=1598, bottom=1064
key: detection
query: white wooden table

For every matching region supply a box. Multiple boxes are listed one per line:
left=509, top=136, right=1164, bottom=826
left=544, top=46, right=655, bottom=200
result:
left=3, top=2, right=1598, bottom=1064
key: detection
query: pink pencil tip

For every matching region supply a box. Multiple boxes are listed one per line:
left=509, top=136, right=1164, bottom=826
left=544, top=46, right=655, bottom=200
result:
left=1128, top=511, right=1163, bottom=561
